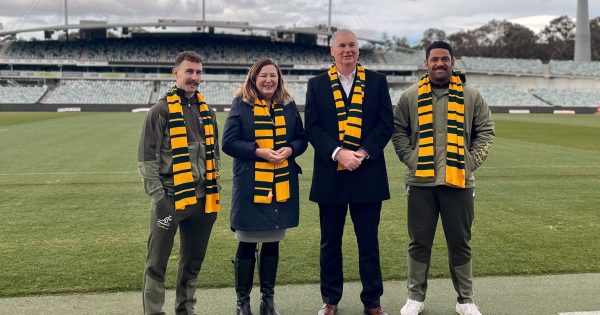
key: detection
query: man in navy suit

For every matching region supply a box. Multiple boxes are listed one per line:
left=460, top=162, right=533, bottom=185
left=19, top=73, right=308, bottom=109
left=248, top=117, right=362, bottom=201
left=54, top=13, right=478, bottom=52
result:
left=305, top=29, right=393, bottom=315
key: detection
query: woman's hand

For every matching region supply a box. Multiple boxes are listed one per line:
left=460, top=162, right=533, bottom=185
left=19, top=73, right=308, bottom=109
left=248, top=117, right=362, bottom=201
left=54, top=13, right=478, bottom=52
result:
left=256, top=148, right=279, bottom=163
left=274, top=147, right=292, bottom=161
left=256, top=147, right=292, bottom=164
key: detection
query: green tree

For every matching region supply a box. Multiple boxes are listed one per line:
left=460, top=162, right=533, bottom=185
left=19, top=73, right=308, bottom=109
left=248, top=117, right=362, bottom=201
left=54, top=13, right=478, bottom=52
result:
left=376, top=32, right=411, bottom=52
left=537, top=15, right=575, bottom=60
left=417, top=28, right=447, bottom=50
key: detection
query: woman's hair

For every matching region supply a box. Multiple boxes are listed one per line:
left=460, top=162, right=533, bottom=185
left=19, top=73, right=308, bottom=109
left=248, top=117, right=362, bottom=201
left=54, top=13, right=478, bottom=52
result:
left=236, top=58, right=292, bottom=103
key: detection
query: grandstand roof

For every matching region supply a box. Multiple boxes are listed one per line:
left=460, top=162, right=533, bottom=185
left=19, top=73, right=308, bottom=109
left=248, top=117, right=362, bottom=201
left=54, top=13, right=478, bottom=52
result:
left=0, top=19, right=382, bottom=44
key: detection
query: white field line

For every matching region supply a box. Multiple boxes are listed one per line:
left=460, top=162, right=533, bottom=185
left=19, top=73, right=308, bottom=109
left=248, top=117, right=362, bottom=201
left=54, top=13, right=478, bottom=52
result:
left=0, top=171, right=138, bottom=176
left=559, top=312, right=600, bottom=315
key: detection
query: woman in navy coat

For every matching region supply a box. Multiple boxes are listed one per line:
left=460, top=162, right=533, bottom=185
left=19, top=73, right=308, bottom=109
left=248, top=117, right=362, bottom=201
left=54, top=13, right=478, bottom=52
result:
left=222, top=58, right=308, bottom=315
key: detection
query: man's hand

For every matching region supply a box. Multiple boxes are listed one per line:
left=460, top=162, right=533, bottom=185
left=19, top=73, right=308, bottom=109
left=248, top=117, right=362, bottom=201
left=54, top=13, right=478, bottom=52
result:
left=335, top=148, right=362, bottom=171
left=356, top=148, right=368, bottom=162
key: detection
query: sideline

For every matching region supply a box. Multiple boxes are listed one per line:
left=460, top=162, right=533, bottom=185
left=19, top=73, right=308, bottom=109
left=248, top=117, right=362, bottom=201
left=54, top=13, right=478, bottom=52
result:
left=1, top=273, right=599, bottom=315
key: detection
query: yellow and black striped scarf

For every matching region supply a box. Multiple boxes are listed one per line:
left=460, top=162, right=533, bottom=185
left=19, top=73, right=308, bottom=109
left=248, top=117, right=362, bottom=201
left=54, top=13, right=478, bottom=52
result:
left=415, top=73, right=465, bottom=188
left=166, top=87, right=220, bottom=212
left=253, top=98, right=290, bottom=204
left=328, top=64, right=366, bottom=171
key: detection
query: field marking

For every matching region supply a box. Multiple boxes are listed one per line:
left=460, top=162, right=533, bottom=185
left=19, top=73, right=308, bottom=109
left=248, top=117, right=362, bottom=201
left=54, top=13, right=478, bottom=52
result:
left=559, top=312, right=600, bottom=315
left=0, top=165, right=599, bottom=176
left=0, top=171, right=137, bottom=176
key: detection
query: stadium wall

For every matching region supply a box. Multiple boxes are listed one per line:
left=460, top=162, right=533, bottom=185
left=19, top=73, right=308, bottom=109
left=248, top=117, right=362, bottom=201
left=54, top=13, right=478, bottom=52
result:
left=489, top=105, right=599, bottom=114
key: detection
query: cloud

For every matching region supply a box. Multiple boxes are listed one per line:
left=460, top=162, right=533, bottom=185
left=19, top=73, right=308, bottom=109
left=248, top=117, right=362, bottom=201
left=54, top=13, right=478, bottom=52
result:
left=0, top=0, right=597, bottom=41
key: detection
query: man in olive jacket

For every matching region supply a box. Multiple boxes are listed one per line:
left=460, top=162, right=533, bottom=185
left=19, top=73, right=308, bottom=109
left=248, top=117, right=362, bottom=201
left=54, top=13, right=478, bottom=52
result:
left=138, top=51, right=219, bottom=315
left=392, top=41, right=494, bottom=315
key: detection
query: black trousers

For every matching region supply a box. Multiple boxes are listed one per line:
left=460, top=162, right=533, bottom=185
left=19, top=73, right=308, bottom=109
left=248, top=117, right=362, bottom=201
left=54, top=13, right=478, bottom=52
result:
left=318, top=201, right=383, bottom=309
left=406, top=185, right=474, bottom=303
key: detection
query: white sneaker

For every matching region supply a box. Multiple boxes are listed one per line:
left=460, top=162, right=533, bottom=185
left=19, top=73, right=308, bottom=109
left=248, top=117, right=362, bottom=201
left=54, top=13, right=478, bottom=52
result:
left=455, top=302, right=482, bottom=315
left=400, top=299, right=424, bottom=315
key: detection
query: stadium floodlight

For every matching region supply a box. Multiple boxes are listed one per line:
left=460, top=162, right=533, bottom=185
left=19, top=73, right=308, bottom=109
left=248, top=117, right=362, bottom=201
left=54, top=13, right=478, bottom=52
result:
left=575, top=0, right=591, bottom=62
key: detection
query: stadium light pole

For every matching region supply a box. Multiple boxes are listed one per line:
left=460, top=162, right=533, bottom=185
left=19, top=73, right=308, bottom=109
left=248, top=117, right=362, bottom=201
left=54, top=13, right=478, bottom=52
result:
left=64, top=0, right=69, bottom=40
left=574, top=0, right=591, bottom=62
left=328, top=0, right=332, bottom=32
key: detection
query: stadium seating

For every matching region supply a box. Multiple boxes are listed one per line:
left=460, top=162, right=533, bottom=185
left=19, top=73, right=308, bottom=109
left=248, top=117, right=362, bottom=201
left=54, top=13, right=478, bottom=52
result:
left=470, top=84, right=549, bottom=107
left=155, top=81, right=306, bottom=105
left=530, top=88, right=600, bottom=107
left=5, top=40, right=84, bottom=60
left=1, top=37, right=426, bottom=69
left=87, top=38, right=161, bottom=62
left=383, top=52, right=424, bottom=66
left=154, top=81, right=173, bottom=103
left=144, top=80, right=401, bottom=106
left=43, top=80, right=152, bottom=104
left=284, top=81, right=307, bottom=105
left=462, top=56, right=544, bottom=75
left=548, top=60, right=600, bottom=77
left=202, top=81, right=241, bottom=105
left=3, top=37, right=599, bottom=112
left=154, top=81, right=240, bottom=105
left=356, top=49, right=383, bottom=65
left=246, top=44, right=317, bottom=65
left=0, top=85, right=48, bottom=103
left=389, top=87, right=403, bottom=105
left=164, top=38, right=246, bottom=64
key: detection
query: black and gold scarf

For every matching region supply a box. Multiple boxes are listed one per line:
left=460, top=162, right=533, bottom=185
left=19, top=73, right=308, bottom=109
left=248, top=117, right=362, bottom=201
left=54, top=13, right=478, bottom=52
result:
left=253, top=98, right=290, bottom=204
left=416, top=73, right=465, bottom=188
left=327, top=64, right=366, bottom=171
left=166, top=87, right=220, bottom=212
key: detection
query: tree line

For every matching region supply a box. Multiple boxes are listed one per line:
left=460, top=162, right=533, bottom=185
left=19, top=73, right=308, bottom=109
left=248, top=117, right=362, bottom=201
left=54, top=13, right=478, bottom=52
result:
left=376, top=16, right=600, bottom=62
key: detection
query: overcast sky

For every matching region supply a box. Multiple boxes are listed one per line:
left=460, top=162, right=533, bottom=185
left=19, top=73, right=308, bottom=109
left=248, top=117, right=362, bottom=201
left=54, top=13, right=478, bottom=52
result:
left=0, top=0, right=598, bottom=44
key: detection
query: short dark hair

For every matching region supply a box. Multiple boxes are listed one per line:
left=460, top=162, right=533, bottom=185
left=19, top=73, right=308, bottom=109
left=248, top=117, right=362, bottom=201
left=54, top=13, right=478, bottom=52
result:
left=174, top=51, right=202, bottom=67
left=426, top=41, right=453, bottom=60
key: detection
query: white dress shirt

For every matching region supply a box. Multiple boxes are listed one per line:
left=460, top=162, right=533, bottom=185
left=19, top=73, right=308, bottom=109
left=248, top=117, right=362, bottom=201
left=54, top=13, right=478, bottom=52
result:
left=331, top=69, right=364, bottom=160
left=337, top=69, right=356, bottom=98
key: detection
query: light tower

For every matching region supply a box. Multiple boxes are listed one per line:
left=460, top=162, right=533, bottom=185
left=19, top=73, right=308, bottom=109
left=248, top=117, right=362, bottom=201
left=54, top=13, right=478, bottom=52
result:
left=64, top=0, right=69, bottom=39
left=574, top=0, right=591, bottom=62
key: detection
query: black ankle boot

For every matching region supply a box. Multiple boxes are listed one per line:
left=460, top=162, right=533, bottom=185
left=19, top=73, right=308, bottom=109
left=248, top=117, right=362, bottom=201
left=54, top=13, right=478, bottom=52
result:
left=259, top=256, right=280, bottom=315
left=234, top=258, right=255, bottom=315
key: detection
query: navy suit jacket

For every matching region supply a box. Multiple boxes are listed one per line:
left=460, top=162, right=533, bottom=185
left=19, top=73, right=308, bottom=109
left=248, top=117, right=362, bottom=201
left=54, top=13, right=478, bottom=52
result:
left=305, top=69, right=393, bottom=204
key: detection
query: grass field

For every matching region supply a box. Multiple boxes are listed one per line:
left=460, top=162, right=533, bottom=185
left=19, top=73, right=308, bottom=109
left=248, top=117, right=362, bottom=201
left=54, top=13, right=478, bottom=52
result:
left=0, top=112, right=599, bottom=297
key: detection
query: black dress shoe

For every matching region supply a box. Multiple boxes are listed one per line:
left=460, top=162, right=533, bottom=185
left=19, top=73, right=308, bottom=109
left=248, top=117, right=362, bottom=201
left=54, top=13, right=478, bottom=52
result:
left=364, top=306, right=388, bottom=315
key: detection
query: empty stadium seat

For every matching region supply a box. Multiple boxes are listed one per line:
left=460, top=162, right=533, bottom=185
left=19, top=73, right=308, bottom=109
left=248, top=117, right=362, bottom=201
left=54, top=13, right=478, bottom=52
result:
left=530, top=88, right=600, bottom=107
left=87, top=38, right=161, bottom=62
left=549, top=60, right=600, bottom=78
left=4, top=41, right=84, bottom=60
left=383, top=52, right=424, bottom=67
left=43, top=80, right=152, bottom=104
left=0, top=85, right=47, bottom=103
left=462, top=57, right=544, bottom=75
left=470, top=84, right=549, bottom=107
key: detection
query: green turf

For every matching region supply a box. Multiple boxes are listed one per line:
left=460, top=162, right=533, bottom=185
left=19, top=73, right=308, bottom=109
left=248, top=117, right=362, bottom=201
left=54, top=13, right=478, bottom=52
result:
left=0, top=112, right=598, bottom=297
